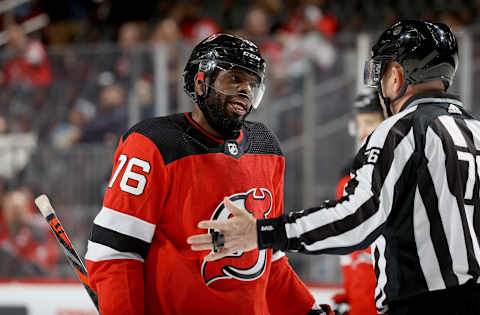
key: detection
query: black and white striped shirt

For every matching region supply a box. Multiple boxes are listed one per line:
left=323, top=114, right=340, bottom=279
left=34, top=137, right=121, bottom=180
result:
left=258, top=91, right=480, bottom=313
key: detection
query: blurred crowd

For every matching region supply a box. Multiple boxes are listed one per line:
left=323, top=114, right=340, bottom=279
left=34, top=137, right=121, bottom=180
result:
left=0, top=0, right=476, bottom=148
left=0, top=0, right=345, bottom=148
left=10, top=0, right=480, bottom=46
left=0, top=186, right=59, bottom=277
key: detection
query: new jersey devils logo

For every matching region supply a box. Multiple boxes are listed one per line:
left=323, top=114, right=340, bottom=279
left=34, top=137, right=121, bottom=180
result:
left=201, top=188, right=273, bottom=286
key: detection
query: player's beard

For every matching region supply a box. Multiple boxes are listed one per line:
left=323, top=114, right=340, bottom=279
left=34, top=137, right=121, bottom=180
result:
left=202, top=89, right=245, bottom=138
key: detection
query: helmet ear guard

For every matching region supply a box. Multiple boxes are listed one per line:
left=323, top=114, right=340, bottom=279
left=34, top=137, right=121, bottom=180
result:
left=194, top=59, right=220, bottom=98
left=195, top=71, right=207, bottom=96
left=197, top=71, right=204, bottom=82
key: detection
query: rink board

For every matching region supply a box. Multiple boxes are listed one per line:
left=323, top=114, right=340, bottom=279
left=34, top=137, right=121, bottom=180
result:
left=0, top=280, right=341, bottom=314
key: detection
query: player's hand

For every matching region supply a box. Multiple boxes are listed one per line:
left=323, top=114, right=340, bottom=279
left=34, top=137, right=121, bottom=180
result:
left=187, top=197, right=258, bottom=261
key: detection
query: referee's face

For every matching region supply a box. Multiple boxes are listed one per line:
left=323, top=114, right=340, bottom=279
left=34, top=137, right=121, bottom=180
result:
left=379, top=61, right=404, bottom=114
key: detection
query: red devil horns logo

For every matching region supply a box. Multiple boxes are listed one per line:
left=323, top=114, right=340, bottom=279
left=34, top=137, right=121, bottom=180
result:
left=245, top=188, right=272, bottom=217
left=201, top=188, right=273, bottom=286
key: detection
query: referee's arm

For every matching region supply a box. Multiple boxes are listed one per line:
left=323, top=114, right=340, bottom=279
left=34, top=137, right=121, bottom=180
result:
left=257, top=110, right=416, bottom=254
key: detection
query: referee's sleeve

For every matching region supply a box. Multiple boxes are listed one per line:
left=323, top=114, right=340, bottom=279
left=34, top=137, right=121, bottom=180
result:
left=258, top=108, right=416, bottom=254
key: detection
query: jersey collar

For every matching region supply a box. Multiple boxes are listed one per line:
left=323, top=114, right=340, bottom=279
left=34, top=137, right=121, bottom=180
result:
left=400, top=91, right=463, bottom=112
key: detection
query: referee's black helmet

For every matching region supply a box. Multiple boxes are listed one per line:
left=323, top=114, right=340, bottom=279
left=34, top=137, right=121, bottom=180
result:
left=364, top=20, right=458, bottom=91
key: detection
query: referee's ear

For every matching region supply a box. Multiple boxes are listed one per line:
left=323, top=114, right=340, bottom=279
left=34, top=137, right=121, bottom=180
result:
left=389, top=62, right=405, bottom=96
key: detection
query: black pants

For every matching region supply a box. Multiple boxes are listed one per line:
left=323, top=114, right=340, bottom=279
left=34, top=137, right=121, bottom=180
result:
left=388, top=281, right=480, bottom=315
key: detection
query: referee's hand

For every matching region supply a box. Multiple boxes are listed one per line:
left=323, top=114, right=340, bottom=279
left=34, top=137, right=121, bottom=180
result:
left=187, top=197, right=258, bottom=261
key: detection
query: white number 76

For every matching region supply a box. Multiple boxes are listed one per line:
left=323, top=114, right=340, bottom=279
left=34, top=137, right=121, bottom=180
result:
left=108, top=154, right=151, bottom=196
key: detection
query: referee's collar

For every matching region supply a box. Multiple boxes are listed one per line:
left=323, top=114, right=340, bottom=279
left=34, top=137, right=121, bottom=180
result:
left=400, top=91, right=462, bottom=112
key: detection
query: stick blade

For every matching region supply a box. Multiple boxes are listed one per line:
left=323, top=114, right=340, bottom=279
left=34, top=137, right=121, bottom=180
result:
left=34, top=194, right=55, bottom=218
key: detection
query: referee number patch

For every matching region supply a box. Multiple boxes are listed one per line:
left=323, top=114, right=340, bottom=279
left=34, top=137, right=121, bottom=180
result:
left=364, top=147, right=382, bottom=165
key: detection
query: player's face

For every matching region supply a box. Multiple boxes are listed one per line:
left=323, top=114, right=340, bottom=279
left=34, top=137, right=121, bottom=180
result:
left=214, top=67, right=259, bottom=118
left=204, top=67, right=259, bottom=133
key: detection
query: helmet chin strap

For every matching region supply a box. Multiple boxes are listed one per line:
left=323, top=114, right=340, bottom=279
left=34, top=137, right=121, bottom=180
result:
left=378, top=81, right=408, bottom=117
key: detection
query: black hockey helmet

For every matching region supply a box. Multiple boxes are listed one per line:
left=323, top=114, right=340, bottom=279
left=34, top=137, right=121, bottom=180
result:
left=183, top=33, right=266, bottom=109
left=353, top=90, right=383, bottom=114
left=364, top=20, right=458, bottom=91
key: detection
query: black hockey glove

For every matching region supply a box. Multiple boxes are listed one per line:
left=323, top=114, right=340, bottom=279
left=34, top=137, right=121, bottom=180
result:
left=306, top=304, right=333, bottom=315
left=332, top=301, right=349, bottom=315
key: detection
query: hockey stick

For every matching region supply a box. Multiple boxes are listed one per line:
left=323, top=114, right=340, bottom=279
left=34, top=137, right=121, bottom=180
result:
left=34, top=194, right=101, bottom=314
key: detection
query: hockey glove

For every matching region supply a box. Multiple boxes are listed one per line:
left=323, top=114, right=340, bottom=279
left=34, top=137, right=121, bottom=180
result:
left=307, top=304, right=334, bottom=315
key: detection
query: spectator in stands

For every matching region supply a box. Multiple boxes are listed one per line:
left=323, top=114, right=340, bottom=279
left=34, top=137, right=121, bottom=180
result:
left=237, top=6, right=271, bottom=44
left=118, top=21, right=143, bottom=48
left=237, top=6, right=286, bottom=92
left=134, top=76, right=154, bottom=119
left=89, top=21, right=147, bottom=113
left=108, top=21, right=153, bottom=120
left=196, top=0, right=249, bottom=32
left=150, top=18, right=181, bottom=53
left=113, top=22, right=146, bottom=82
left=173, top=2, right=220, bottom=44
left=0, top=188, right=58, bottom=277
left=51, top=99, right=96, bottom=149
left=281, top=3, right=338, bottom=38
left=0, top=116, right=8, bottom=135
left=81, top=83, right=127, bottom=146
left=0, top=24, right=52, bottom=132
left=2, top=24, right=52, bottom=89
left=276, top=4, right=337, bottom=79
left=149, top=18, right=182, bottom=114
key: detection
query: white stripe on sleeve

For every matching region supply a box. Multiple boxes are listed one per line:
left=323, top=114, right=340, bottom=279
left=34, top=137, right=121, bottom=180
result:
left=94, top=206, right=156, bottom=243
left=85, top=240, right=144, bottom=262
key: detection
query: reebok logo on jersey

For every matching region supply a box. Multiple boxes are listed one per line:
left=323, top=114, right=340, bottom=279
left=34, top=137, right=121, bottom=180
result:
left=448, top=104, right=462, bottom=115
left=261, top=225, right=274, bottom=231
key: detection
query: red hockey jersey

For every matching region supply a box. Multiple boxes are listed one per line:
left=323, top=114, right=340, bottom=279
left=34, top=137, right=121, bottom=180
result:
left=85, top=113, right=315, bottom=315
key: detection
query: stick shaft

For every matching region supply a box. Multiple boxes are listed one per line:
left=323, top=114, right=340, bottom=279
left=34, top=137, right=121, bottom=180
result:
left=36, top=196, right=100, bottom=314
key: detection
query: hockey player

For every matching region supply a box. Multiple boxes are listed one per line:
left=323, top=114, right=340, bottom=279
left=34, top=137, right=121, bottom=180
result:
left=335, top=91, right=385, bottom=200
left=189, top=21, right=480, bottom=315
left=85, top=33, right=331, bottom=315
left=333, top=91, right=384, bottom=315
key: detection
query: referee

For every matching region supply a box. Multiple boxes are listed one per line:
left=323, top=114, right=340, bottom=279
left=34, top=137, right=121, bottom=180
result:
left=188, top=20, right=480, bottom=315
